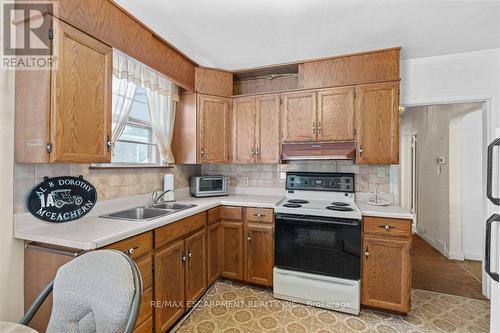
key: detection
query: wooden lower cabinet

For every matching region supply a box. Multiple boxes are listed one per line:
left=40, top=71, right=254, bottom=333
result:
left=154, top=239, right=186, bottom=333
left=134, top=317, right=153, bottom=333
left=185, top=229, right=207, bottom=305
left=207, top=222, right=221, bottom=286
left=221, top=220, right=245, bottom=280
left=361, top=217, right=412, bottom=314
left=245, top=223, right=274, bottom=286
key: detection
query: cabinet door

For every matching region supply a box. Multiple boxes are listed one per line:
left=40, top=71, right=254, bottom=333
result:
left=256, top=94, right=281, bottom=163
left=355, top=82, right=399, bottom=164
left=198, top=94, right=230, bottom=163
left=185, top=229, right=207, bottom=305
left=245, top=223, right=274, bottom=286
left=50, top=19, right=112, bottom=163
left=317, top=87, right=355, bottom=141
left=154, top=239, right=185, bottom=333
left=231, top=96, right=256, bottom=163
left=207, top=222, right=221, bottom=286
left=221, top=220, right=244, bottom=280
left=361, top=235, right=411, bottom=313
left=281, top=91, right=317, bottom=142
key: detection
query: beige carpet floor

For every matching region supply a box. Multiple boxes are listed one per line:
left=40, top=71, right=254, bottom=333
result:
left=174, top=281, right=490, bottom=333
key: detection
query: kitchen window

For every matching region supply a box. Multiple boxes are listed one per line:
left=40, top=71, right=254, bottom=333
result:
left=111, top=86, right=160, bottom=165
left=92, top=50, right=178, bottom=168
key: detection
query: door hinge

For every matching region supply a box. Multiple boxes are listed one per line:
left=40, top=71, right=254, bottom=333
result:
left=354, top=91, right=357, bottom=99
left=46, top=142, right=52, bottom=153
left=279, top=98, right=283, bottom=106
left=48, top=28, right=54, bottom=40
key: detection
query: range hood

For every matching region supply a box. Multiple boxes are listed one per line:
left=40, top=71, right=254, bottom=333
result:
left=282, top=141, right=356, bottom=161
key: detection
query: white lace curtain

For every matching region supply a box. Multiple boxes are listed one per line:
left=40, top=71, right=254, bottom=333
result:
left=112, top=50, right=179, bottom=163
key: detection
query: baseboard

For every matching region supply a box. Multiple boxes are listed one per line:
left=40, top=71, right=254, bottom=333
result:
left=448, top=251, right=465, bottom=261
left=463, top=251, right=483, bottom=261
left=416, top=231, right=448, bottom=257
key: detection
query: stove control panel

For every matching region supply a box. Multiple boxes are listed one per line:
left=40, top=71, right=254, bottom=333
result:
left=286, top=172, right=354, bottom=192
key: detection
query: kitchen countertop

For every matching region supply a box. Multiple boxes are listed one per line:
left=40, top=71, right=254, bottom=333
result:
left=355, top=201, right=414, bottom=220
left=14, top=193, right=285, bottom=250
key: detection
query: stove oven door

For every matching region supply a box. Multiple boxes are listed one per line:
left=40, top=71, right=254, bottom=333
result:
left=275, top=213, right=361, bottom=279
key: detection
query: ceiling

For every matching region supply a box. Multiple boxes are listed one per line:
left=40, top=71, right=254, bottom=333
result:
left=115, top=0, right=499, bottom=71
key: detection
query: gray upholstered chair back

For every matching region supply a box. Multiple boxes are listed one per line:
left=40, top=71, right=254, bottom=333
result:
left=45, top=250, right=142, bottom=333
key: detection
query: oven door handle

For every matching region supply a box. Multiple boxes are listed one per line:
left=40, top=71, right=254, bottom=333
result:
left=276, top=214, right=360, bottom=226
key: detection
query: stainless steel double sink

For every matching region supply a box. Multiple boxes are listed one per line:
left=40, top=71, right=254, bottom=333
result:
left=100, top=202, right=197, bottom=221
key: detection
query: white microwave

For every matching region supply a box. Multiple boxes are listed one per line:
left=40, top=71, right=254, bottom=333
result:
left=190, top=176, right=230, bottom=197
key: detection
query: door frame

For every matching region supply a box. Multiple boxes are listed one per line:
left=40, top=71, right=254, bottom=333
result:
left=401, top=93, right=497, bottom=302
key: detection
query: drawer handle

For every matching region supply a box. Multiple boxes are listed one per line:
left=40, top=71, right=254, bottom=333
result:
left=379, top=225, right=395, bottom=231
left=254, top=213, right=266, bottom=218
left=125, top=247, right=138, bottom=255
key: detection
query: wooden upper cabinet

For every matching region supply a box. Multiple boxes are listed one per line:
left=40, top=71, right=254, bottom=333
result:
left=15, top=18, right=112, bottom=164
left=255, top=95, right=281, bottom=163
left=282, top=91, right=317, bottom=142
left=317, top=87, right=355, bottom=141
left=355, top=82, right=399, bottom=164
left=231, top=97, right=256, bottom=163
left=361, top=235, right=411, bottom=313
left=184, top=229, right=207, bottom=305
left=298, top=48, right=400, bottom=89
left=195, top=67, right=233, bottom=97
left=230, top=94, right=281, bottom=164
left=198, top=94, right=230, bottom=163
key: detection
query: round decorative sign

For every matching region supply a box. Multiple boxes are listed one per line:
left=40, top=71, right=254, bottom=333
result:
left=27, top=176, right=98, bottom=223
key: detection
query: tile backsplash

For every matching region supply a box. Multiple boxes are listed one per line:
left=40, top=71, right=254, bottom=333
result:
left=202, top=160, right=390, bottom=193
left=13, top=164, right=200, bottom=214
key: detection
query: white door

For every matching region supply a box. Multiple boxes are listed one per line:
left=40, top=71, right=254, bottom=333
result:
left=486, top=128, right=500, bottom=332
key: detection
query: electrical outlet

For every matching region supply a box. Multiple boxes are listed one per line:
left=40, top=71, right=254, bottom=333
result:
left=280, top=172, right=286, bottom=180
left=243, top=176, right=249, bottom=186
left=377, top=167, right=385, bottom=178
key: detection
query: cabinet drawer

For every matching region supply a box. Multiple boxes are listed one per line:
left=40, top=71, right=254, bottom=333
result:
left=220, top=206, right=243, bottom=221
left=135, top=255, right=152, bottom=290
left=155, top=212, right=206, bottom=249
left=207, top=207, right=221, bottom=225
left=246, top=207, right=273, bottom=224
left=136, top=287, right=153, bottom=328
left=106, top=232, right=153, bottom=259
left=134, top=316, right=152, bottom=333
left=363, top=217, right=411, bottom=238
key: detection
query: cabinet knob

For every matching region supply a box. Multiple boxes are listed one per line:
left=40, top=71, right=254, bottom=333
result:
left=182, top=255, right=187, bottom=262
left=364, top=247, right=370, bottom=258
left=254, top=213, right=265, bottom=218
left=247, top=235, right=251, bottom=241
left=359, top=145, right=364, bottom=156
left=125, top=247, right=138, bottom=255
left=200, top=148, right=205, bottom=159
left=255, top=146, right=260, bottom=156
left=188, top=251, right=192, bottom=259
left=317, top=121, right=322, bottom=133
left=379, top=225, right=394, bottom=231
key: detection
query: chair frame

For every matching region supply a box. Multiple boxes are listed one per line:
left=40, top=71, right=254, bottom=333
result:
left=19, top=250, right=142, bottom=333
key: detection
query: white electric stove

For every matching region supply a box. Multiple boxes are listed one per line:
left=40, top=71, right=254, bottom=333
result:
left=273, top=172, right=362, bottom=315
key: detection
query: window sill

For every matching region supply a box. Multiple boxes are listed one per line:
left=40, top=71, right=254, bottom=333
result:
left=89, top=163, right=173, bottom=170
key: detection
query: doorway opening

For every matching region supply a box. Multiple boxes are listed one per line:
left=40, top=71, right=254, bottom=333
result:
left=400, top=102, right=485, bottom=300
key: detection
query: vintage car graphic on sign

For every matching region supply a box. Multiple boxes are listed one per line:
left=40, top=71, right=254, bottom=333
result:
left=26, top=176, right=97, bottom=223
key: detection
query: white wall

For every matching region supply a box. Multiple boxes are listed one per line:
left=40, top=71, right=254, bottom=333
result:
left=461, top=110, right=484, bottom=260
left=401, top=103, right=482, bottom=256
left=0, top=69, right=24, bottom=319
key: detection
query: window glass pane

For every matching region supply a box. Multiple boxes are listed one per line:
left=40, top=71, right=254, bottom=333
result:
left=112, top=141, right=152, bottom=164
left=129, top=87, right=150, bottom=123
left=120, top=124, right=150, bottom=143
